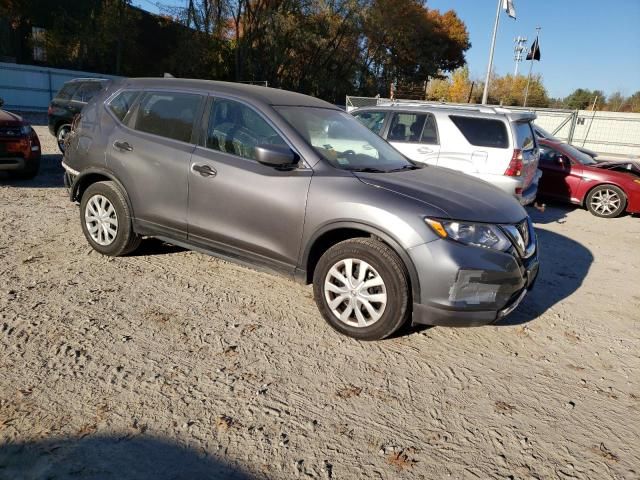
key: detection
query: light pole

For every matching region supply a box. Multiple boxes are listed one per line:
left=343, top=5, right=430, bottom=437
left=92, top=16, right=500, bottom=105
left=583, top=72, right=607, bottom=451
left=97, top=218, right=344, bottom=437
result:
left=513, top=36, right=527, bottom=76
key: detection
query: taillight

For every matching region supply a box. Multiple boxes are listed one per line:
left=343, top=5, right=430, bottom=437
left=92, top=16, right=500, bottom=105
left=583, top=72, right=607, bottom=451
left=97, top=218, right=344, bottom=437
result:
left=505, top=149, right=523, bottom=176
left=48, top=105, right=53, bottom=116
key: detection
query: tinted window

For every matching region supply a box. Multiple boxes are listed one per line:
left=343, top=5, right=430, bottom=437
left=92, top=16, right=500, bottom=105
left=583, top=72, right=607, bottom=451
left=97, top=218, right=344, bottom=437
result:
left=513, top=121, right=535, bottom=151
left=450, top=115, right=508, bottom=149
left=108, top=90, right=140, bottom=122
left=387, top=112, right=439, bottom=145
left=55, top=83, right=79, bottom=101
left=353, top=111, right=386, bottom=135
left=134, top=92, right=202, bottom=143
left=72, top=82, right=105, bottom=103
left=539, top=146, right=559, bottom=165
left=206, top=99, right=286, bottom=160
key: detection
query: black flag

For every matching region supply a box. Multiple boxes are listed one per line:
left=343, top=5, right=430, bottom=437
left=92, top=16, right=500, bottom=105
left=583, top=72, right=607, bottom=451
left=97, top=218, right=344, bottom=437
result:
left=526, top=37, right=541, bottom=61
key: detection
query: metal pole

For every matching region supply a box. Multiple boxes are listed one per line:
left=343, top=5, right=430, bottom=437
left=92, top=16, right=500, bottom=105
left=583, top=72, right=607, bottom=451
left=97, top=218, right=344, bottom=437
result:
left=523, top=27, right=541, bottom=107
left=482, top=0, right=503, bottom=105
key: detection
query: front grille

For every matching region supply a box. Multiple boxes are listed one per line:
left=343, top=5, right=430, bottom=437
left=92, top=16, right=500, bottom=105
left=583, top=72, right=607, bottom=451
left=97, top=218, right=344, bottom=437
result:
left=502, top=217, right=535, bottom=259
left=516, top=218, right=530, bottom=247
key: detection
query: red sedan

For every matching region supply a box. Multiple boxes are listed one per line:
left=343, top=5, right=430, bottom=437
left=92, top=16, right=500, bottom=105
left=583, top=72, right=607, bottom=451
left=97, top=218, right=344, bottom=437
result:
left=537, top=139, right=640, bottom=218
left=0, top=101, right=41, bottom=179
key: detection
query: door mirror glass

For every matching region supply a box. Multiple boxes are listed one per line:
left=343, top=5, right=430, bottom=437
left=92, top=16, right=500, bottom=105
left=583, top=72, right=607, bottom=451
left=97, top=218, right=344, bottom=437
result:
left=255, top=144, right=298, bottom=167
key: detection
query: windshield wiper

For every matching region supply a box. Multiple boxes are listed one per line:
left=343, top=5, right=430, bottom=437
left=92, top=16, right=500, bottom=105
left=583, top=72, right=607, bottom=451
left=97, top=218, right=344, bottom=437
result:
left=388, top=164, right=424, bottom=172
left=347, top=167, right=388, bottom=173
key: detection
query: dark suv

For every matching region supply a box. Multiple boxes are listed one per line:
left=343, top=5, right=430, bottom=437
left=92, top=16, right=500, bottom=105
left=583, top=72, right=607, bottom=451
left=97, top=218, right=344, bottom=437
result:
left=48, top=78, right=109, bottom=152
left=0, top=98, right=41, bottom=179
left=62, top=78, right=539, bottom=340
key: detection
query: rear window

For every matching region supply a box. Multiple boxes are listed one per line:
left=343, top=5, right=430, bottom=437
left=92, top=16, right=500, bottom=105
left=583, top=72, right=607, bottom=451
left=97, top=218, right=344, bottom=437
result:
left=108, top=90, right=140, bottom=122
left=133, top=91, right=203, bottom=143
left=449, top=115, right=508, bottom=149
left=513, top=121, right=536, bottom=151
left=72, top=81, right=106, bottom=103
left=55, top=83, right=79, bottom=101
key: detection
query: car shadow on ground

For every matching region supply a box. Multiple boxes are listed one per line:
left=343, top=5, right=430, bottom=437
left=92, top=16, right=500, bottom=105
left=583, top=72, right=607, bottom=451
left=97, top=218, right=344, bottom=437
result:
left=0, top=154, right=64, bottom=188
left=131, top=238, right=187, bottom=257
left=494, top=226, right=593, bottom=326
left=0, top=434, right=258, bottom=480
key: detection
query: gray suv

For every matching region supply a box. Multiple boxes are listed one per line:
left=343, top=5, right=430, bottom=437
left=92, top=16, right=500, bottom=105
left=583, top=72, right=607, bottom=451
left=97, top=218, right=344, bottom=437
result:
left=62, top=78, right=539, bottom=340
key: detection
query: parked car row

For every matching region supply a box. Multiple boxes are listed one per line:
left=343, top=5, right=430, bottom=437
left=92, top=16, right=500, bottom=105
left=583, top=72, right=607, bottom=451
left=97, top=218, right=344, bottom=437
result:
left=3, top=77, right=638, bottom=340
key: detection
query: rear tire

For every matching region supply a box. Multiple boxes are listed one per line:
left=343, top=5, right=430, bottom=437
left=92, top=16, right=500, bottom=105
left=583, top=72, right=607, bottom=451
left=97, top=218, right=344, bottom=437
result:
left=80, top=181, right=141, bottom=256
left=56, top=124, right=71, bottom=153
left=586, top=185, right=626, bottom=218
left=313, top=238, right=410, bottom=341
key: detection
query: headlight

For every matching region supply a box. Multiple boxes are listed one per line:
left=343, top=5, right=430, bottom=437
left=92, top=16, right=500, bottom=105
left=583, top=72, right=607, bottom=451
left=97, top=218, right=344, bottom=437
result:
left=425, top=218, right=511, bottom=251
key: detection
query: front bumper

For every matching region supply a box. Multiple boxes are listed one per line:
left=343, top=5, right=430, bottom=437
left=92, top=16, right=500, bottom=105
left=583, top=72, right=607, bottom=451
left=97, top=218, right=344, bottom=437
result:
left=0, top=157, right=28, bottom=171
left=409, top=235, right=539, bottom=327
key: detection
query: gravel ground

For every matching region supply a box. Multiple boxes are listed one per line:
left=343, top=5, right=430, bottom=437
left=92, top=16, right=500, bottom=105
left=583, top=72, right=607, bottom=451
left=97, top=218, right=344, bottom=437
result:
left=0, top=126, right=639, bottom=479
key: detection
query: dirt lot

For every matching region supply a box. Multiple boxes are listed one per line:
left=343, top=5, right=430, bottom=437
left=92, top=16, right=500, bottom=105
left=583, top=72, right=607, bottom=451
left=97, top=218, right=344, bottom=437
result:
left=1, top=126, right=639, bottom=479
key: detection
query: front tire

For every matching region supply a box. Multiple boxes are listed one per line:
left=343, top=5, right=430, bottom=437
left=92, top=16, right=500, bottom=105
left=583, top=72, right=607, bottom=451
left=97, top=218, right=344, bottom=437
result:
left=80, top=181, right=141, bottom=256
left=586, top=185, right=626, bottom=218
left=313, top=238, right=410, bottom=340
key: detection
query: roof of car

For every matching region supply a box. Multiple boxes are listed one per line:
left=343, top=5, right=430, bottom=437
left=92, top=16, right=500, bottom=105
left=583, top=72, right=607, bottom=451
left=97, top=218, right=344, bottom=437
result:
left=120, top=78, right=337, bottom=109
left=353, top=102, right=536, bottom=122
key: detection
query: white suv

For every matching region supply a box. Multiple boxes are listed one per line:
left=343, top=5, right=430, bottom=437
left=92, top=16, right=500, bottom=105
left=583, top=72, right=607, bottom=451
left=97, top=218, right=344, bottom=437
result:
left=351, top=103, right=540, bottom=205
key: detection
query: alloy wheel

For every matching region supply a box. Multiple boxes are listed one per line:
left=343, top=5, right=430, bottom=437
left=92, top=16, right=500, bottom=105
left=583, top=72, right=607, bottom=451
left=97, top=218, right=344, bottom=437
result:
left=589, top=188, right=621, bottom=216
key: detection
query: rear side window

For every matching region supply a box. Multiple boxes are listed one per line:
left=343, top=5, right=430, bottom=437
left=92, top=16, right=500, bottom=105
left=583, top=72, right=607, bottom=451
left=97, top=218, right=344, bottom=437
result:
left=55, top=83, right=79, bottom=101
left=206, top=99, right=286, bottom=160
left=450, top=115, right=508, bottom=149
left=353, top=111, right=386, bottom=135
left=388, top=112, right=439, bottom=144
left=134, top=92, right=203, bottom=143
left=72, top=82, right=105, bottom=103
left=108, top=91, right=140, bottom=122
left=513, top=121, right=536, bottom=151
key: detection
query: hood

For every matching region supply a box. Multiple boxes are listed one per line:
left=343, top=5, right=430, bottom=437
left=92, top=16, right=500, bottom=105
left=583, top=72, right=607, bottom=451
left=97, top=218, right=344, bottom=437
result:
left=592, top=160, right=640, bottom=176
left=0, top=109, right=24, bottom=126
left=354, top=166, right=527, bottom=224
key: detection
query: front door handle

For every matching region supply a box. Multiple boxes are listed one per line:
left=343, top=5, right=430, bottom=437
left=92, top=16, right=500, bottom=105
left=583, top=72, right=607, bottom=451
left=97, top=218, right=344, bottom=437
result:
left=113, top=141, right=133, bottom=152
left=192, top=164, right=217, bottom=177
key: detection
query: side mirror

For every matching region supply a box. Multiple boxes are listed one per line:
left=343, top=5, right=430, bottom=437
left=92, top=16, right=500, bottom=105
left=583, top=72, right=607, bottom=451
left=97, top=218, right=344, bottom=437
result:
left=255, top=144, right=298, bottom=167
left=0, top=98, right=4, bottom=108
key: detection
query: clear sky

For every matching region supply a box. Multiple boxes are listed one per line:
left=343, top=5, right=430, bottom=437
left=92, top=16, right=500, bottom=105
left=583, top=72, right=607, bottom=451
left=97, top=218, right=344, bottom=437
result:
left=133, top=0, right=640, bottom=99
left=428, top=0, right=640, bottom=98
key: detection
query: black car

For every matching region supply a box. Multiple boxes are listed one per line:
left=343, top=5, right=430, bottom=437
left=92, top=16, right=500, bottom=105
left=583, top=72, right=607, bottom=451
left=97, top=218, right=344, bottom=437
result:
left=48, top=78, right=109, bottom=152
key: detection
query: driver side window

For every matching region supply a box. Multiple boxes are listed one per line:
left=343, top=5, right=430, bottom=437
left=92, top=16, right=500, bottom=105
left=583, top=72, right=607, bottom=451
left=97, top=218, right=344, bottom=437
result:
left=539, top=147, right=560, bottom=165
left=206, top=99, right=286, bottom=160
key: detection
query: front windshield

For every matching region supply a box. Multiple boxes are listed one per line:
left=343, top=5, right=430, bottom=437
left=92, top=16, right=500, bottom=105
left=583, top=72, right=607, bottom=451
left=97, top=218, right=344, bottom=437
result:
left=275, top=106, right=417, bottom=172
left=563, top=143, right=597, bottom=165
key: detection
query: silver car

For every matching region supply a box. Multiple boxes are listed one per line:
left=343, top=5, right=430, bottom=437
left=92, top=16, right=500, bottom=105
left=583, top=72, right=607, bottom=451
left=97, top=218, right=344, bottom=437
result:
left=62, top=78, right=539, bottom=340
left=352, top=104, right=541, bottom=205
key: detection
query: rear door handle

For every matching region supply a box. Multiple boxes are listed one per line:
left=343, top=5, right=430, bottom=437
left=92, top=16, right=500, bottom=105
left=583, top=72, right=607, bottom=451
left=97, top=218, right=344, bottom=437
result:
left=192, top=164, right=217, bottom=177
left=417, top=147, right=432, bottom=154
left=113, top=141, right=133, bottom=152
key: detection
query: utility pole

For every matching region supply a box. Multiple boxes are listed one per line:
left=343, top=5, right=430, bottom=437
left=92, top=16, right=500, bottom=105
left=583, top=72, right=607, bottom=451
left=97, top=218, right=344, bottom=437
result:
left=513, top=36, right=527, bottom=76
left=523, top=26, right=542, bottom=107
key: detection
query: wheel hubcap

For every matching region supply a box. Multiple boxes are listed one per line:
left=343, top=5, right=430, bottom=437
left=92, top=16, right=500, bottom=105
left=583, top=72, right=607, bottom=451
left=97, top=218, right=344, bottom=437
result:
left=85, top=195, right=118, bottom=246
left=324, top=258, right=387, bottom=328
left=590, top=189, right=620, bottom=215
